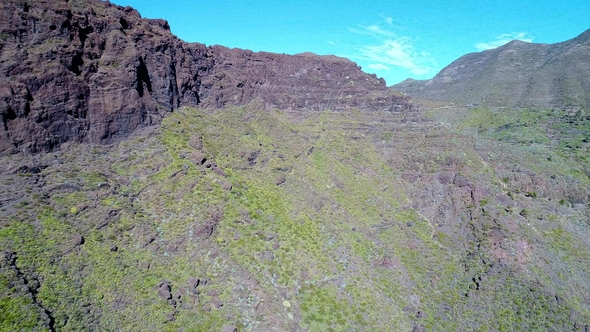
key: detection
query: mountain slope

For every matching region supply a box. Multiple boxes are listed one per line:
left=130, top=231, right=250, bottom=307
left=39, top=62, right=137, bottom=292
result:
left=1, top=104, right=589, bottom=331
left=1, top=1, right=590, bottom=331
left=393, top=29, right=590, bottom=108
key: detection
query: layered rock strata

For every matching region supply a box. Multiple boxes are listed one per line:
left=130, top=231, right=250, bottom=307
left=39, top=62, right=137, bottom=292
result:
left=0, top=0, right=413, bottom=155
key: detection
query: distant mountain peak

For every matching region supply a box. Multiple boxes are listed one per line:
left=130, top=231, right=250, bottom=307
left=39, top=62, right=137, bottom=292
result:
left=502, top=39, right=531, bottom=48
left=393, top=28, right=590, bottom=108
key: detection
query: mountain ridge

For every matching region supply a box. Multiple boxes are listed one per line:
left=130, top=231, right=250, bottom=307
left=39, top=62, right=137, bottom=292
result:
left=393, top=28, right=590, bottom=108
left=0, top=0, right=413, bottom=155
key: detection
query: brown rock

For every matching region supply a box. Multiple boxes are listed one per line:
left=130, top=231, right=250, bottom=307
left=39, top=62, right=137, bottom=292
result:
left=0, top=0, right=203, bottom=154
left=166, top=311, right=176, bottom=322
left=0, top=0, right=416, bottom=156
left=191, top=151, right=207, bottom=165
left=211, top=299, right=223, bottom=310
left=255, top=302, right=265, bottom=315
left=221, top=181, right=232, bottom=191
left=71, top=233, right=84, bottom=246
left=275, top=175, right=286, bottom=186
left=157, top=281, right=172, bottom=300
left=213, top=166, right=227, bottom=177
left=189, top=135, right=203, bottom=149
left=374, top=256, right=398, bottom=270
left=187, top=277, right=200, bottom=292
left=194, top=211, right=223, bottom=239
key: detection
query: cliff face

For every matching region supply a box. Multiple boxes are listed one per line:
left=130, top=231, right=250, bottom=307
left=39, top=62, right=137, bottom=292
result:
left=0, top=0, right=413, bottom=155
left=0, top=0, right=201, bottom=154
left=198, top=48, right=412, bottom=114
left=393, top=29, right=590, bottom=108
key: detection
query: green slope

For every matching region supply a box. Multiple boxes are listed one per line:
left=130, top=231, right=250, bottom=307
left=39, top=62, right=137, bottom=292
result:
left=1, top=105, right=589, bottom=331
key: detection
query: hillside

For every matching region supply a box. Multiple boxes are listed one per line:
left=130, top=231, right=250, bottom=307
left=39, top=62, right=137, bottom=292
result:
left=393, top=29, right=590, bottom=108
left=2, top=103, right=589, bottom=331
left=1, top=1, right=590, bottom=331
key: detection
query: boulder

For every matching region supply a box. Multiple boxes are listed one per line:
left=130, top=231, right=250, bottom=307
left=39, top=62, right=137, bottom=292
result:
left=190, top=151, right=207, bottom=165
left=157, top=281, right=172, bottom=300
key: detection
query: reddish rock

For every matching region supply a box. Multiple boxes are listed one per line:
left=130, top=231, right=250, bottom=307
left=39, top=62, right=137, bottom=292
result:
left=187, top=277, right=200, bottom=292
left=275, top=175, right=286, bottom=186
left=165, top=311, right=176, bottom=322
left=194, top=211, right=223, bottom=239
left=71, top=233, right=84, bottom=246
left=373, top=256, right=398, bottom=269
left=0, top=0, right=416, bottom=155
left=0, top=0, right=202, bottom=154
left=190, top=151, right=206, bottom=165
left=157, top=281, right=172, bottom=300
left=198, top=48, right=415, bottom=115
left=213, top=166, right=227, bottom=177
left=220, top=180, right=232, bottom=191
left=453, top=174, right=471, bottom=187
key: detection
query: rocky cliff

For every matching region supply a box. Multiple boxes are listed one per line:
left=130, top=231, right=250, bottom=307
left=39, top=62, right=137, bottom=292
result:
left=198, top=49, right=412, bottom=114
left=0, top=0, right=412, bottom=155
left=393, top=29, right=590, bottom=108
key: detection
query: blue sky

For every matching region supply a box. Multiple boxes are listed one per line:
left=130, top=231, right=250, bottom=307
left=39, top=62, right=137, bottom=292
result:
left=111, top=0, right=590, bottom=85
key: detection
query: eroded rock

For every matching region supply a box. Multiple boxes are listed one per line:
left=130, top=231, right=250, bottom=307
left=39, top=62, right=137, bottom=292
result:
left=0, top=0, right=415, bottom=155
left=191, top=151, right=207, bottom=165
left=157, top=281, right=172, bottom=300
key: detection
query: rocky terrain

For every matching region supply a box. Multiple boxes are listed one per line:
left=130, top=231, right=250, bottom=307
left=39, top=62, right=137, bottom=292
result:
left=393, top=29, right=590, bottom=108
left=0, top=0, right=411, bottom=155
left=1, top=0, right=589, bottom=331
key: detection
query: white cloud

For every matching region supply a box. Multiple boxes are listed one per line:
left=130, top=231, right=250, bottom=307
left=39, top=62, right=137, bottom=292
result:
left=475, top=32, right=533, bottom=51
left=367, top=63, right=390, bottom=71
left=347, top=19, right=437, bottom=77
left=355, top=38, right=437, bottom=76
left=348, top=24, right=395, bottom=38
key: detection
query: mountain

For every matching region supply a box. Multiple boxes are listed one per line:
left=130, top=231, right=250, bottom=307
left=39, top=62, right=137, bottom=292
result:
left=0, top=0, right=412, bottom=155
left=1, top=1, right=589, bottom=331
left=393, top=29, right=590, bottom=108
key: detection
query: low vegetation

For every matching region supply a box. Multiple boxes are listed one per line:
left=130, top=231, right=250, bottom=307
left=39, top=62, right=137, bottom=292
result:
left=1, top=104, right=589, bottom=330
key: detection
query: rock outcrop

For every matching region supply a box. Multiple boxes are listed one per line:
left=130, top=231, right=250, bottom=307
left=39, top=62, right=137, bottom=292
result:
left=0, top=0, right=413, bottom=155
left=0, top=0, right=201, bottom=154
left=393, top=28, right=590, bottom=108
left=198, top=49, right=412, bottom=114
